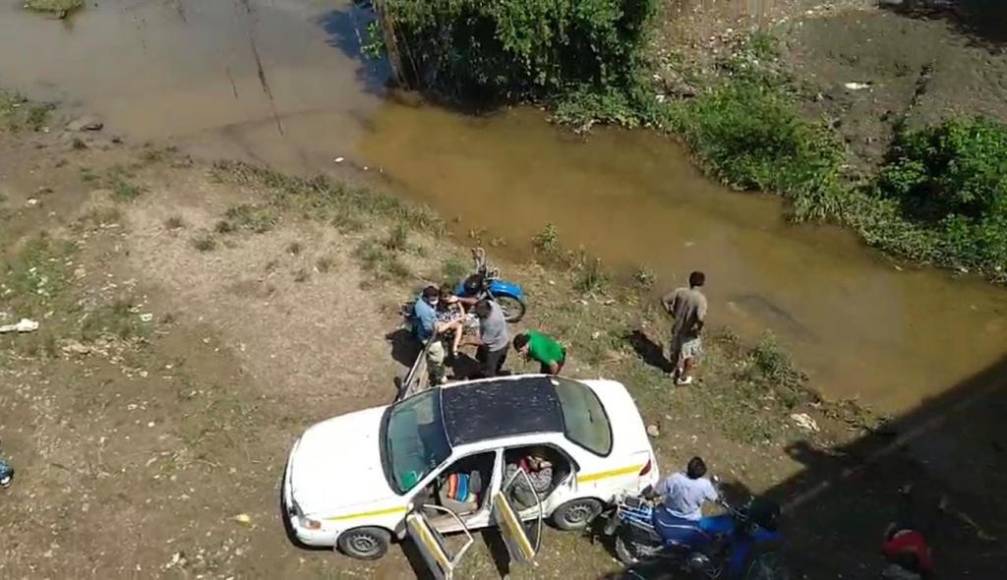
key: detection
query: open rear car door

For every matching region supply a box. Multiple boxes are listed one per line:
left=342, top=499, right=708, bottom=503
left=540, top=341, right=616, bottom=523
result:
left=405, top=505, right=475, bottom=580
left=492, top=468, right=544, bottom=566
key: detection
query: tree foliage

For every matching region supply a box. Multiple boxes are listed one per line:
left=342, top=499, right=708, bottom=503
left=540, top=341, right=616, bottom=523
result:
left=377, top=0, right=658, bottom=103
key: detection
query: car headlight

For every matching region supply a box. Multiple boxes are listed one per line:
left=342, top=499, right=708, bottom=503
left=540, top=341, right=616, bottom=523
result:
left=299, top=516, right=322, bottom=530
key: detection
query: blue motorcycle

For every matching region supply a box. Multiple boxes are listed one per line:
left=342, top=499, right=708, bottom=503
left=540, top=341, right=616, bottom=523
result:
left=453, top=248, right=527, bottom=323
left=603, top=486, right=788, bottom=580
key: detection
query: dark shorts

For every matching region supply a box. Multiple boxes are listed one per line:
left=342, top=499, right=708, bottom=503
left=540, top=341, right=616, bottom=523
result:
left=477, top=345, right=508, bottom=378
left=539, top=355, right=566, bottom=375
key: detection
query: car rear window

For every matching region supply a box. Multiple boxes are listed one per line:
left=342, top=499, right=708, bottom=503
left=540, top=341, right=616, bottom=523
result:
left=554, top=378, right=612, bottom=456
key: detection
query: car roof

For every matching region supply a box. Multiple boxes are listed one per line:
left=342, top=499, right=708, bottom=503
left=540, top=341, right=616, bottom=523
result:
left=440, top=375, right=565, bottom=446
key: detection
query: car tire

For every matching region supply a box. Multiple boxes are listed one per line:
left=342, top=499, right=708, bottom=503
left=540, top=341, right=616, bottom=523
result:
left=551, top=498, right=603, bottom=531
left=337, top=527, right=391, bottom=560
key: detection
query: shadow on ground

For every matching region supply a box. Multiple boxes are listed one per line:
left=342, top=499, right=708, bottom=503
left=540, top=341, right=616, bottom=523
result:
left=882, top=0, right=1007, bottom=46
left=768, top=354, right=1007, bottom=578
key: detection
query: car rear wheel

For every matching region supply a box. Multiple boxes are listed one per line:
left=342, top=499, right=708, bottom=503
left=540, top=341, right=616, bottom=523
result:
left=551, top=498, right=603, bottom=530
left=337, top=527, right=390, bottom=560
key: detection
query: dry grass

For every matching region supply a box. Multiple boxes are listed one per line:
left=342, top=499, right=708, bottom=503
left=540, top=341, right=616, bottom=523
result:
left=24, top=0, right=83, bottom=15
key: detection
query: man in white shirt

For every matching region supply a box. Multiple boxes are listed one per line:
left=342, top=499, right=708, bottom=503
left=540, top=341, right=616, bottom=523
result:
left=654, top=456, right=719, bottom=521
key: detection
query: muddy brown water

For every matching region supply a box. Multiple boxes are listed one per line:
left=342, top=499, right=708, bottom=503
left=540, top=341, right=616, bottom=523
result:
left=2, top=0, right=1005, bottom=412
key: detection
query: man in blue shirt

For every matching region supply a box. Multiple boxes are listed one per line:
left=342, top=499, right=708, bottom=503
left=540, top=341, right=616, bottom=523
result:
left=413, top=286, right=448, bottom=385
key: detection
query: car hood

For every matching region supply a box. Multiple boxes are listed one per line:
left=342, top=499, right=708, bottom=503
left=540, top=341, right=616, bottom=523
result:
left=288, top=406, right=399, bottom=515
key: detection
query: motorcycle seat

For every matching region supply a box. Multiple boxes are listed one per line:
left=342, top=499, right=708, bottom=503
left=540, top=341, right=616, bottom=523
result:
left=652, top=507, right=712, bottom=548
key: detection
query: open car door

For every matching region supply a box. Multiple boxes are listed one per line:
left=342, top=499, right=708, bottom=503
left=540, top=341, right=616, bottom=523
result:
left=492, top=469, right=544, bottom=566
left=405, top=505, right=475, bottom=580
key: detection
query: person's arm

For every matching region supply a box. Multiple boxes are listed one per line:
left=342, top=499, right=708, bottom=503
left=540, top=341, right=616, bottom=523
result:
left=661, top=291, right=677, bottom=315
left=705, top=479, right=719, bottom=503
left=545, top=360, right=560, bottom=375
left=654, top=476, right=669, bottom=498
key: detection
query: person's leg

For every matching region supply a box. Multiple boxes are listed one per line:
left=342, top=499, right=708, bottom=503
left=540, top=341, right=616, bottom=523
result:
left=426, top=341, right=446, bottom=385
left=494, top=348, right=508, bottom=375
left=447, top=321, right=463, bottom=356
left=677, top=357, right=694, bottom=385
left=676, top=338, right=701, bottom=385
left=476, top=345, right=490, bottom=378
left=668, top=335, right=683, bottom=379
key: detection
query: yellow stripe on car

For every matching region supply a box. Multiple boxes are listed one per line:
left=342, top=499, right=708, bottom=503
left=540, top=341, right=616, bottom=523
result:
left=577, top=464, right=644, bottom=484
left=326, top=506, right=408, bottom=522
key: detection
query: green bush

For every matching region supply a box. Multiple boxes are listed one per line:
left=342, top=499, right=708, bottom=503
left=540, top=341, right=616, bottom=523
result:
left=879, top=118, right=1007, bottom=221
left=871, top=118, right=1007, bottom=272
left=376, top=0, right=658, bottom=105
left=669, top=80, right=843, bottom=199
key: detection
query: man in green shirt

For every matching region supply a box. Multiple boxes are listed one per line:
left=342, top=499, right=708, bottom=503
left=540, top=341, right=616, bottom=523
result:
left=513, top=331, right=566, bottom=375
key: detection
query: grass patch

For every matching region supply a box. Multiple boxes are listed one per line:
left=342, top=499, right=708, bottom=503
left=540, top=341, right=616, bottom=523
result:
left=211, top=161, right=442, bottom=235
left=222, top=203, right=278, bottom=234
left=191, top=234, right=217, bottom=253
left=315, top=256, right=335, bottom=273
left=80, top=299, right=147, bottom=342
left=666, top=75, right=843, bottom=203
left=573, top=255, right=609, bottom=294
left=0, top=91, right=54, bottom=132
left=441, top=257, right=469, bottom=284
left=383, top=224, right=409, bottom=252
left=352, top=238, right=411, bottom=284
left=0, top=234, right=76, bottom=317
left=24, top=0, right=83, bottom=15
left=107, top=167, right=143, bottom=201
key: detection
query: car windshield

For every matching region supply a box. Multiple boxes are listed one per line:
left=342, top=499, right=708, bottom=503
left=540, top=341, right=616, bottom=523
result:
left=382, top=390, right=452, bottom=494
left=554, top=378, right=613, bottom=456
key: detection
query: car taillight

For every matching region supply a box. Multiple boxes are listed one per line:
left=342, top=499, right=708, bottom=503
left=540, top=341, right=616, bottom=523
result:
left=639, top=458, right=652, bottom=476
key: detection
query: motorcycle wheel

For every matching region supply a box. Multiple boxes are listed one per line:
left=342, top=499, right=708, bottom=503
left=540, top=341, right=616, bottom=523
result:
left=495, top=295, right=526, bottom=323
left=614, top=535, right=641, bottom=566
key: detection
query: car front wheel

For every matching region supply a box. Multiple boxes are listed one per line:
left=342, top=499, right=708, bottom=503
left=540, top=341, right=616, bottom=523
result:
left=551, top=498, right=603, bottom=531
left=337, top=527, right=391, bottom=560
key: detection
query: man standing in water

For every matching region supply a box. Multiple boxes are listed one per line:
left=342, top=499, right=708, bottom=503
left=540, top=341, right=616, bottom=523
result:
left=662, top=271, right=707, bottom=386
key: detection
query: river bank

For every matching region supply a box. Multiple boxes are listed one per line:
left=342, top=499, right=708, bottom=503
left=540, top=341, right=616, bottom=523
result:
left=648, top=0, right=1007, bottom=281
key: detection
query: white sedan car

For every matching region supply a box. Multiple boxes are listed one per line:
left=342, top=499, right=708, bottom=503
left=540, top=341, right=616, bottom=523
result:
left=282, top=375, right=658, bottom=574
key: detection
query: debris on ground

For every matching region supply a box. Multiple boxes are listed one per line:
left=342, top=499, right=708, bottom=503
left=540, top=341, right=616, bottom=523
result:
left=790, top=412, right=820, bottom=432
left=0, top=458, right=14, bottom=488
left=843, top=82, right=871, bottom=91
left=232, top=513, right=252, bottom=525
left=646, top=424, right=661, bottom=438
left=67, top=116, right=104, bottom=132
left=60, top=340, right=92, bottom=355
left=0, top=319, right=39, bottom=334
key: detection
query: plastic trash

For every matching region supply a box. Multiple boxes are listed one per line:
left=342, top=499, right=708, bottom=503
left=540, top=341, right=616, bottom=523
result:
left=0, top=319, right=39, bottom=334
left=0, top=459, right=14, bottom=488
